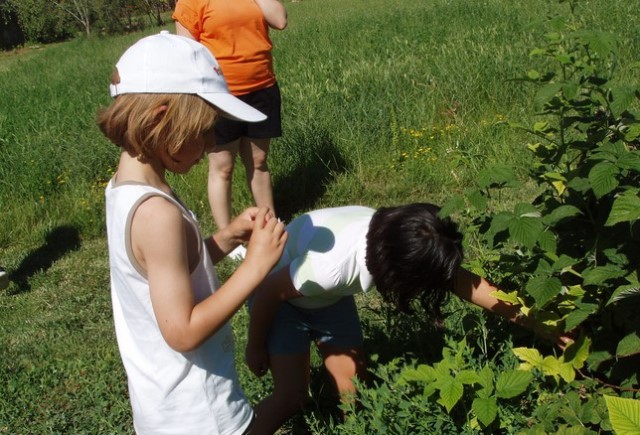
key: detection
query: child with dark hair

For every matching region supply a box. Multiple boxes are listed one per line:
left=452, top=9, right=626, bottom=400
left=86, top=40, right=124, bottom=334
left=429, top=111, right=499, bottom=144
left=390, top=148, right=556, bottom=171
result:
left=245, top=203, right=571, bottom=434
left=99, top=31, right=287, bottom=434
left=366, top=202, right=464, bottom=320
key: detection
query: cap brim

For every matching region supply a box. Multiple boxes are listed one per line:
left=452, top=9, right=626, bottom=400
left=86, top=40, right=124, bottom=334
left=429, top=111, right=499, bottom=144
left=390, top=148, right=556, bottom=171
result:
left=199, top=92, right=267, bottom=123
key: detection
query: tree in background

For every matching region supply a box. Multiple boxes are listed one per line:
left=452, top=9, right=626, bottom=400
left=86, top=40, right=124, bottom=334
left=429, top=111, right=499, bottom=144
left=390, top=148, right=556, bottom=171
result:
left=5, top=0, right=72, bottom=43
left=54, top=0, right=92, bottom=37
left=1, top=0, right=173, bottom=46
left=0, top=0, right=25, bottom=49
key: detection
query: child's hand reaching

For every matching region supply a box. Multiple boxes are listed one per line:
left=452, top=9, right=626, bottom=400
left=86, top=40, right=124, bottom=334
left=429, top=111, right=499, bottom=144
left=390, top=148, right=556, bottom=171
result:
left=244, top=208, right=287, bottom=272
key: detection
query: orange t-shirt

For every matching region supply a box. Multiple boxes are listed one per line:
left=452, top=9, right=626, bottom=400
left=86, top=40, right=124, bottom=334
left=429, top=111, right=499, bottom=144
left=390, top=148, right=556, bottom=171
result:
left=173, top=0, right=276, bottom=95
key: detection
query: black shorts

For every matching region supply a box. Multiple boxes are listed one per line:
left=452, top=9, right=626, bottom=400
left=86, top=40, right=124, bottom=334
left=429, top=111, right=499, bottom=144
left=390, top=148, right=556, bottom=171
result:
left=215, top=83, right=282, bottom=146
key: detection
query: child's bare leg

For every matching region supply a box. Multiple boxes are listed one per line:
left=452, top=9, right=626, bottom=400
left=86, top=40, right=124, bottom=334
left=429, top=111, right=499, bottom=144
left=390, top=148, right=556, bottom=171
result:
left=252, top=352, right=310, bottom=435
left=318, top=344, right=367, bottom=405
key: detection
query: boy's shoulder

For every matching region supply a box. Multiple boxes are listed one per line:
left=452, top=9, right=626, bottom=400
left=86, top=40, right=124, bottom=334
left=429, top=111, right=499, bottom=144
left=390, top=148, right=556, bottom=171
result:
left=301, top=205, right=375, bottom=222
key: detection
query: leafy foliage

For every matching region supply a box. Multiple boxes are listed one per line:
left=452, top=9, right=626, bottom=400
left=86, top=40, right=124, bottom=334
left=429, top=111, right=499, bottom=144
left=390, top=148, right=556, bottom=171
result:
left=604, top=396, right=640, bottom=434
left=3, top=0, right=172, bottom=43
left=444, top=1, right=640, bottom=388
left=326, top=1, right=640, bottom=433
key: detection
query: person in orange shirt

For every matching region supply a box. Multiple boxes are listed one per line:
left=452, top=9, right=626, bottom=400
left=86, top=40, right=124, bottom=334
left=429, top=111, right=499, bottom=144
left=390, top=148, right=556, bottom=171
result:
left=173, top=0, right=287, bottom=260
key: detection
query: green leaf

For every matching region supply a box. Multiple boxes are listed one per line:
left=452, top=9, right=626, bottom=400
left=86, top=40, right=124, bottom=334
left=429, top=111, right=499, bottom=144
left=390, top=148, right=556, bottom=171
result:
left=437, top=377, right=464, bottom=412
left=576, top=30, right=617, bottom=58
left=490, top=290, right=519, bottom=305
left=625, top=124, right=640, bottom=141
left=587, top=350, right=613, bottom=370
left=539, top=355, right=563, bottom=378
left=433, top=361, right=453, bottom=379
left=588, top=161, right=619, bottom=198
left=456, top=370, right=479, bottom=385
left=527, top=70, right=541, bottom=80
left=561, top=81, right=579, bottom=99
left=513, top=347, right=544, bottom=368
left=558, top=362, right=576, bottom=383
left=476, top=365, right=494, bottom=393
left=508, top=215, right=543, bottom=249
left=533, top=121, right=551, bottom=133
left=616, top=151, right=640, bottom=173
left=604, top=396, right=640, bottom=435
left=495, top=370, right=533, bottom=399
left=534, top=258, right=553, bottom=277
left=552, top=254, right=579, bottom=273
left=400, top=364, right=436, bottom=383
left=467, top=190, right=488, bottom=211
left=605, top=189, right=640, bottom=226
left=477, top=164, right=518, bottom=189
left=563, top=335, right=591, bottom=370
left=535, top=83, right=563, bottom=109
left=514, top=202, right=540, bottom=217
left=582, top=265, right=627, bottom=286
left=564, top=303, right=598, bottom=330
left=606, top=285, right=640, bottom=306
left=538, top=230, right=557, bottom=252
left=440, top=195, right=465, bottom=217
left=616, top=332, right=640, bottom=358
left=526, top=276, right=562, bottom=307
left=472, top=397, right=498, bottom=427
left=485, top=212, right=511, bottom=247
left=610, top=86, right=638, bottom=117
left=543, top=205, right=582, bottom=225
left=489, top=212, right=511, bottom=233
left=529, top=47, right=547, bottom=57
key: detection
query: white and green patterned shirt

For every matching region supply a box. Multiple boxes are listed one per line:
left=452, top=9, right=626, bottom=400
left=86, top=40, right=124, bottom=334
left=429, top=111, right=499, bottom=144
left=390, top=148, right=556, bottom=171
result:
left=275, top=206, right=375, bottom=309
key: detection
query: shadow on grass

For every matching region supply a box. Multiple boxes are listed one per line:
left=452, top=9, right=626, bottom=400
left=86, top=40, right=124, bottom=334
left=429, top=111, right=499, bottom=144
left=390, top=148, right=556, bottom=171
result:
left=7, top=225, right=81, bottom=295
left=272, top=126, right=349, bottom=222
left=361, top=306, right=448, bottom=367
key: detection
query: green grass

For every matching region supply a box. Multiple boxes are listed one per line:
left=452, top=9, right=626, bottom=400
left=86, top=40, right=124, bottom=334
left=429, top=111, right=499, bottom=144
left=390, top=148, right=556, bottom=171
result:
left=1, top=0, right=638, bottom=432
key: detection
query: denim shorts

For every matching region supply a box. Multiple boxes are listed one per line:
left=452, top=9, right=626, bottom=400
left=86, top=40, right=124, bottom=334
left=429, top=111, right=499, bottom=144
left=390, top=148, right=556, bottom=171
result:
left=266, top=295, right=364, bottom=354
left=215, top=83, right=282, bottom=145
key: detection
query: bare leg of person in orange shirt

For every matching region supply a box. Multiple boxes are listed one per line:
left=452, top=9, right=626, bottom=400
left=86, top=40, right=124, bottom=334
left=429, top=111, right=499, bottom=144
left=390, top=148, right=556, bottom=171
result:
left=208, top=136, right=275, bottom=230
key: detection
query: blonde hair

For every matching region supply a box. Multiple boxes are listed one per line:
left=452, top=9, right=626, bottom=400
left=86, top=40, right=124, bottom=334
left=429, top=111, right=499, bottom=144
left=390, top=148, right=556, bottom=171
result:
left=97, top=93, right=218, bottom=161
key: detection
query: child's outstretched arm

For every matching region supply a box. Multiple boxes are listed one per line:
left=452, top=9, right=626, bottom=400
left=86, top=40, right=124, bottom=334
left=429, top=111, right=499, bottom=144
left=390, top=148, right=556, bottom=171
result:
left=453, top=268, right=574, bottom=349
left=245, top=265, right=302, bottom=377
left=134, top=202, right=286, bottom=353
left=452, top=268, right=522, bottom=323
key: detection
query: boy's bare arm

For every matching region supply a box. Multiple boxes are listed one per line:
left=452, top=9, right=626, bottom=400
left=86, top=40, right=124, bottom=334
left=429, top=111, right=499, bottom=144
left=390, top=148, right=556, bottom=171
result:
left=452, top=268, right=574, bottom=348
left=134, top=202, right=286, bottom=352
left=246, top=265, right=301, bottom=376
left=452, top=268, right=523, bottom=323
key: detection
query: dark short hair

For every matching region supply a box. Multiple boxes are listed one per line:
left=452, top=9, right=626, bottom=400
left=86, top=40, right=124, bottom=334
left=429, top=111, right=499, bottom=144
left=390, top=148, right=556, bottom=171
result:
left=365, top=203, right=464, bottom=323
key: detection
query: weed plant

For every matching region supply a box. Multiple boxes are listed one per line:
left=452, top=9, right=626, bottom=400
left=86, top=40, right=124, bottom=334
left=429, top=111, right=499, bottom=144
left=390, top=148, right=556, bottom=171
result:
left=0, top=0, right=638, bottom=433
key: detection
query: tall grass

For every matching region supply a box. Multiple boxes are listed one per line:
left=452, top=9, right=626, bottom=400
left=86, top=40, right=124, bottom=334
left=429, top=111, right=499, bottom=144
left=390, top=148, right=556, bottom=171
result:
left=0, top=0, right=638, bottom=432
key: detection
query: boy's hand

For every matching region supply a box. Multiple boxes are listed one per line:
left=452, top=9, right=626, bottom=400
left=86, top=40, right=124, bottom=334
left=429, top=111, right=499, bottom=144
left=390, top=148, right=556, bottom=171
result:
left=246, top=342, right=270, bottom=377
left=244, top=208, right=287, bottom=271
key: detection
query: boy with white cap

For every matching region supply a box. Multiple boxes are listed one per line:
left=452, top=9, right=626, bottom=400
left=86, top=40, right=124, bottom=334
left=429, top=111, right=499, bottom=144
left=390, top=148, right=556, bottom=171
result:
left=98, top=31, right=287, bottom=434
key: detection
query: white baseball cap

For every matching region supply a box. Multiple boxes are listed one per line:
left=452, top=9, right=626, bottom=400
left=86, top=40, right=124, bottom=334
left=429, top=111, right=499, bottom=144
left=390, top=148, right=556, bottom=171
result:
left=110, top=31, right=267, bottom=123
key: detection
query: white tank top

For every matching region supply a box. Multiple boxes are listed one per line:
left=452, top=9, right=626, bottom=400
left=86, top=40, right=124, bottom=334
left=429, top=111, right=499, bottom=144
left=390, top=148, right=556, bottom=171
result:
left=105, top=179, right=252, bottom=435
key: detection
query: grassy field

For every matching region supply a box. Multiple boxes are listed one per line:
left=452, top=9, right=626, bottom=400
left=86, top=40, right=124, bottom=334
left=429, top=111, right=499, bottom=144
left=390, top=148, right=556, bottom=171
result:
left=1, top=0, right=638, bottom=433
